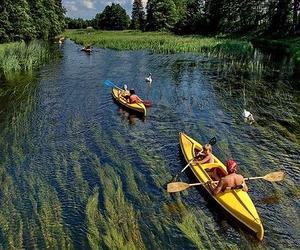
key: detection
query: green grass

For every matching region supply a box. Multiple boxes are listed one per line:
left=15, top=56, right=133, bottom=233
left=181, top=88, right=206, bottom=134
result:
left=0, top=40, right=51, bottom=79
left=64, top=29, right=254, bottom=59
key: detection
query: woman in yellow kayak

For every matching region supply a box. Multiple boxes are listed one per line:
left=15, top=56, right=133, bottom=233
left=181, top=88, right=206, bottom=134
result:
left=120, top=84, right=130, bottom=100
left=194, top=144, right=214, bottom=164
left=212, top=160, right=248, bottom=195
left=194, top=144, right=224, bottom=181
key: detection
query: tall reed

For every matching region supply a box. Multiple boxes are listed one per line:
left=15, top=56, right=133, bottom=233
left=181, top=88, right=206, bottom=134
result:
left=64, top=30, right=254, bottom=59
left=0, top=40, right=51, bottom=79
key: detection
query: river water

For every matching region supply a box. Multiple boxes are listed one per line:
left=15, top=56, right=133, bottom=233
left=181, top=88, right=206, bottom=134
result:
left=0, top=40, right=299, bottom=249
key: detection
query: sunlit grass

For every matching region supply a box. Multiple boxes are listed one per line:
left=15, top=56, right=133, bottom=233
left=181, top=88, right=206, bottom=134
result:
left=0, top=40, right=51, bottom=79
left=64, top=29, right=254, bottom=59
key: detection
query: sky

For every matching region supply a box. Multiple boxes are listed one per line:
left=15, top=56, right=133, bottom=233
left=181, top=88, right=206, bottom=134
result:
left=63, top=0, right=147, bottom=19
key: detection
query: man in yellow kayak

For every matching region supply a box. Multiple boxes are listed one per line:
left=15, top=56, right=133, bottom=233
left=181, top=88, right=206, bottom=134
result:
left=212, top=160, right=248, bottom=195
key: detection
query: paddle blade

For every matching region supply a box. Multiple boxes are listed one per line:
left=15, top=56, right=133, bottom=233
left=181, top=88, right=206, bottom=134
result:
left=143, top=100, right=153, bottom=107
left=263, top=171, right=285, bottom=182
left=167, top=182, right=190, bottom=193
left=104, top=80, right=116, bottom=88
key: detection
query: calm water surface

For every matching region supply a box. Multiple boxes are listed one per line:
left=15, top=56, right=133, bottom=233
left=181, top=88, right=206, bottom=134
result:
left=0, top=40, right=299, bottom=249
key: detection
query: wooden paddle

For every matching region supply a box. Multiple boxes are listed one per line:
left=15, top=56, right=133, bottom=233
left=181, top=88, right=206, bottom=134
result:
left=167, top=171, right=285, bottom=193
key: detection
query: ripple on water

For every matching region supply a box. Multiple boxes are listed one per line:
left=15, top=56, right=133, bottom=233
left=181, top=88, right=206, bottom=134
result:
left=0, top=39, right=299, bottom=249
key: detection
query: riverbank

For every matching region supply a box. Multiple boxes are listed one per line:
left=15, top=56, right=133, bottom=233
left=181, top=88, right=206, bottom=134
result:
left=63, top=29, right=254, bottom=58
left=0, top=41, right=52, bottom=80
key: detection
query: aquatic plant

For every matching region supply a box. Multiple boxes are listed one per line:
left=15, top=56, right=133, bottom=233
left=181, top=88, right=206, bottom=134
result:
left=85, top=166, right=145, bottom=250
left=0, top=40, right=51, bottom=79
left=64, top=30, right=254, bottom=59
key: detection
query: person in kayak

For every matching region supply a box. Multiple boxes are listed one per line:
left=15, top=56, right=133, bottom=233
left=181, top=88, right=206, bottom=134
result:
left=82, top=45, right=92, bottom=52
left=194, top=144, right=222, bottom=180
left=212, top=160, right=248, bottom=195
left=194, top=144, right=214, bottom=164
left=120, top=84, right=130, bottom=99
left=129, top=89, right=143, bottom=104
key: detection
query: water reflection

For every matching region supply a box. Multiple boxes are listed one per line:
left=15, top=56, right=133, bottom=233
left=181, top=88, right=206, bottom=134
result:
left=117, top=107, right=145, bottom=125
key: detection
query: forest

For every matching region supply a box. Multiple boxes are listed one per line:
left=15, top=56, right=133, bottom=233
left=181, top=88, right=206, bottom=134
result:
left=0, top=0, right=65, bottom=42
left=66, top=0, right=300, bottom=38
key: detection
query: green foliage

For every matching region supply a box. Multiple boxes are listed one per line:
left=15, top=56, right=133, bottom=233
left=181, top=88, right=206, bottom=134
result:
left=146, top=0, right=179, bottom=31
left=94, top=3, right=130, bottom=30
left=141, top=0, right=300, bottom=36
left=0, top=0, right=65, bottom=42
left=0, top=2, right=11, bottom=42
left=131, top=0, right=146, bottom=30
left=7, top=0, right=36, bottom=41
left=65, top=17, right=92, bottom=29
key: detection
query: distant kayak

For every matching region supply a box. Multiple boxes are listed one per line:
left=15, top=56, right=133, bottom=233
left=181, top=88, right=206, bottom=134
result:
left=81, top=47, right=92, bottom=53
left=179, top=132, right=264, bottom=240
left=112, top=87, right=146, bottom=116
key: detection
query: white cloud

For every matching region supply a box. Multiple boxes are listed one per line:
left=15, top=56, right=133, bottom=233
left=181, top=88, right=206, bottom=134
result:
left=83, top=0, right=95, bottom=9
left=65, top=1, right=79, bottom=12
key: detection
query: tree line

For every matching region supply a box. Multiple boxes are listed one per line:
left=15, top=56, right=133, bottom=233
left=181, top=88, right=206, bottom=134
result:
left=67, top=0, right=300, bottom=38
left=0, top=0, right=65, bottom=43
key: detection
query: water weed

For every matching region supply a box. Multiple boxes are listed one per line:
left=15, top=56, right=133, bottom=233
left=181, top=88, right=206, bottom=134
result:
left=0, top=41, right=51, bottom=80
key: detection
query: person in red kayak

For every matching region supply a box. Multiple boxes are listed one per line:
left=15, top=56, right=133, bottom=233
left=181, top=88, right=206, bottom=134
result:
left=129, top=89, right=142, bottom=104
left=212, top=159, right=248, bottom=195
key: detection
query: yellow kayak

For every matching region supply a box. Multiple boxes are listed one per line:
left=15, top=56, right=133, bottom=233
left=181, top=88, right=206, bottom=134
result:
left=112, top=87, right=146, bottom=116
left=179, top=132, right=264, bottom=240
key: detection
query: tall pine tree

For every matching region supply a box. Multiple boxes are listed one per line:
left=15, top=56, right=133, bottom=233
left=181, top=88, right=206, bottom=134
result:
left=131, top=0, right=145, bottom=30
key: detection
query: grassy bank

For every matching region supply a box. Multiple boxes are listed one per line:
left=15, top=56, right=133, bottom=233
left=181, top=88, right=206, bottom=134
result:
left=0, top=41, right=51, bottom=80
left=64, top=29, right=254, bottom=58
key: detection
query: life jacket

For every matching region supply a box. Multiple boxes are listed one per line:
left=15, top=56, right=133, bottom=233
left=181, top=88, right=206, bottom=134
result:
left=129, top=94, right=140, bottom=104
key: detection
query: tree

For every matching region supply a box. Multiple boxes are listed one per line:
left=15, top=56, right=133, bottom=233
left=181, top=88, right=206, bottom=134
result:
left=204, top=0, right=226, bottom=34
left=146, top=0, right=179, bottom=31
left=174, top=0, right=205, bottom=34
left=65, top=17, right=89, bottom=29
left=292, top=0, right=299, bottom=34
left=0, top=0, right=11, bottom=42
left=268, top=0, right=292, bottom=36
left=43, top=0, right=65, bottom=38
left=7, top=0, right=36, bottom=41
left=28, top=0, right=50, bottom=39
left=95, top=3, right=130, bottom=30
left=131, top=0, right=145, bottom=30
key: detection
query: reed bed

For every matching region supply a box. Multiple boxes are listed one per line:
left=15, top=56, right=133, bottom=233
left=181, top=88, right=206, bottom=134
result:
left=64, top=30, right=254, bottom=59
left=0, top=40, right=51, bottom=79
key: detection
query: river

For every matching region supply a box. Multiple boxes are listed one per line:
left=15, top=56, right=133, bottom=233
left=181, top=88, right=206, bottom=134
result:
left=0, top=40, right=299, bottom=249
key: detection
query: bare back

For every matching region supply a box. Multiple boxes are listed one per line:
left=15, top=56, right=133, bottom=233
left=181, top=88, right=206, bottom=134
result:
left=213, top=173, right=248, bottom=195
left=221, top=173, right=244, bottom=187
